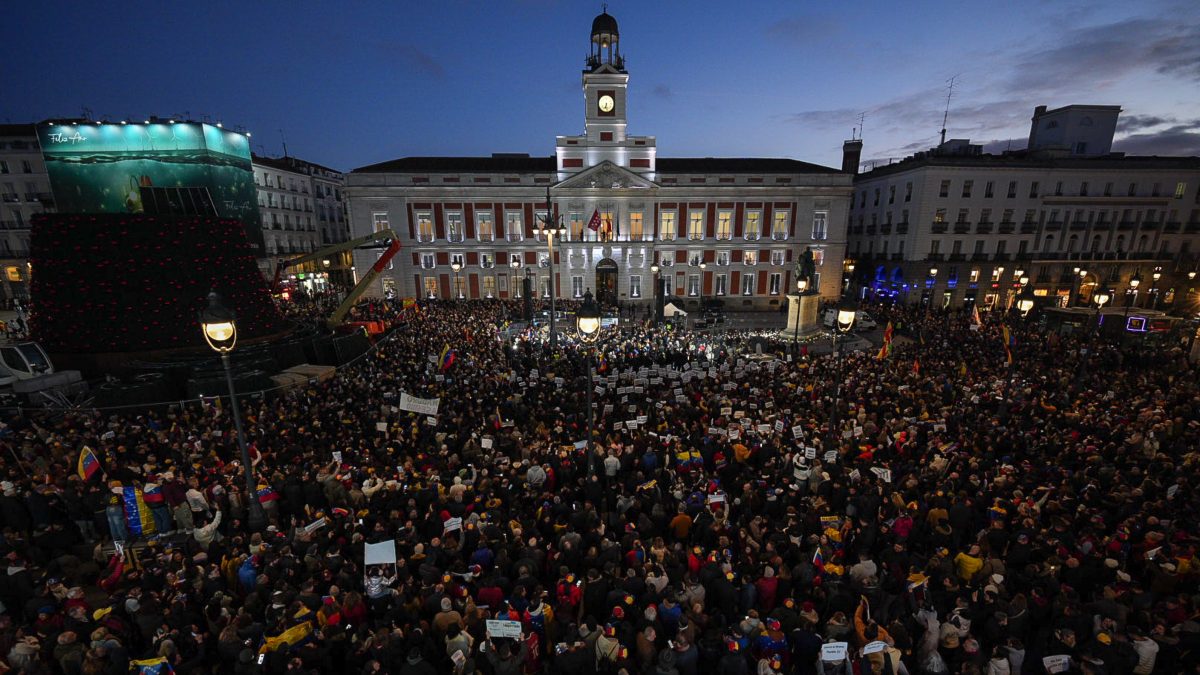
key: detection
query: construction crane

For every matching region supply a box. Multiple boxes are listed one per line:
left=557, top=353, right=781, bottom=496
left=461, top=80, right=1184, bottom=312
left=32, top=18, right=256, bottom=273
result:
left=272, top=229, right=402, bottom=329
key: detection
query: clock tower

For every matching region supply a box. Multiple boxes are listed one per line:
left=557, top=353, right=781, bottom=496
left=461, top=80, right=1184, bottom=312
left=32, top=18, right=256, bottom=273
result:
left=555, top=9, right=655, bottom=177
left=583, top=9, right=628, bottom=143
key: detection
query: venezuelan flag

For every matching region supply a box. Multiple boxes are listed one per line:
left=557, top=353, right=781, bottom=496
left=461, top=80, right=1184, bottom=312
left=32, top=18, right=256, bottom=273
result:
left=260, top=621, right=314, bottom=653
left=77, top=446, right=101, bottom=481
left=130, top=657, right=173, bottom=674
left=122, top=487, right=156, bottom=538
left=439, top=344, right=457, bottom=372
left=257, top=484, right=280, bottom=504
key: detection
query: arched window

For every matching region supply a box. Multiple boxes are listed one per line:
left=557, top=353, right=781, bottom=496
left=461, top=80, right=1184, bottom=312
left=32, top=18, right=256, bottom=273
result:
left=1115, top=235, right=1125, bottom=253
left=1067, top=234, right=1078, bottom=252
left=1044, top=234, right=1054, bottom=252
left=1091, top=235, right=1102, bottom=252
left=891, top=267, right=904, bottom=282
left=875, top=265, right=886, bottom=282
left=1137, top=235, right=1148, bottom=252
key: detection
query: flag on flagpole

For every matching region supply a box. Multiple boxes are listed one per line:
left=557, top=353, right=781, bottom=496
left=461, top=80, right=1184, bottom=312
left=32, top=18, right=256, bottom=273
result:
left=77, top=446, right=101, bottom=481
left=1002, top=325, right=1015, bottom=364
left=587, top=209, right=602, bottom=232
left=972, top=304, right=983, bottom=328
left=912, top=358, right=921, bottom=375
left=876, top=322, right=894, bottom=360
left=438, top=343, right=456, bottom=372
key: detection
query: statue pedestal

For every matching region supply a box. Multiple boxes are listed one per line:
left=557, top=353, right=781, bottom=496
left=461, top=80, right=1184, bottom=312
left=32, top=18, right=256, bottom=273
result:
left=785, top=293, right=821, bottom=337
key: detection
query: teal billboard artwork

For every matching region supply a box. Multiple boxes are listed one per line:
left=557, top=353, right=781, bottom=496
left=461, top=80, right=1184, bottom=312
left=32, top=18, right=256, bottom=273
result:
left=37, top=122, right=265, bottom=254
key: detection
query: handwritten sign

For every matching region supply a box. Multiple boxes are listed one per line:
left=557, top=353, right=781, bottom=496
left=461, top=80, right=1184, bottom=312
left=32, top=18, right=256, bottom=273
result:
left=1042, top=656, right=1070, bottom=674
left=862, top=641, right=888, bottom=655
left=443, top=517, right=462, bottom=534
left=820, top=642, right=848, bottom=661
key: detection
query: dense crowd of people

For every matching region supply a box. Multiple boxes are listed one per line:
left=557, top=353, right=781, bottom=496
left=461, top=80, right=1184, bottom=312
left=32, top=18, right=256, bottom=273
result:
left=0, top=296, right=1197, bottom=675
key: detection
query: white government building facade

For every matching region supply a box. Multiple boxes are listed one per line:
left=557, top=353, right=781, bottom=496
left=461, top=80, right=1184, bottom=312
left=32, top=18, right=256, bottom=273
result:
left=847, top=105, right=1200, bottom=310
left=345, top=11, right=853, bottom=310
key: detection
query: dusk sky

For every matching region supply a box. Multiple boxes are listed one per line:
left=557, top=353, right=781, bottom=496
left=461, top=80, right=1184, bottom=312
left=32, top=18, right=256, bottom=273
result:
left=5, top=0, right=1199, bottom=172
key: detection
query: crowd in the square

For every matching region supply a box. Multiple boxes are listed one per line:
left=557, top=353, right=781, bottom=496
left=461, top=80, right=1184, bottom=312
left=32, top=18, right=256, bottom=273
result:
left=0, top=295, right=1197, bottom=675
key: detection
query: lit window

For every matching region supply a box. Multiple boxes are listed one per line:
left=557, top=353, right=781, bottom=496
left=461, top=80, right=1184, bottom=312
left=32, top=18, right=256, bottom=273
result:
left=569, top=212, right=584, bottom=241
left=447, top=212, right=464, bottom=242
left=716, top=210, right=733, bottom=240
left=770, top=250, right=785, bottom=266
left=969, top=269, right=979, bottom=283
left=416, top=213, right=434, bottom=242
left=506, top=212, right=523, bottom=241
left=768, top=273, right=782, bottom=295
left=1177, top=182, right=1188, bottom=199
left=659, top=249, right=674, bottom=266
left=687, top=274, right=700, bottom=296
left=744, top=251, right=758, bottom=266
left=772, top=211, right=789, bottom=240
left=688, top=211, right=704, bottom=240
left=630, top=275, right=641, bottom=298
left=714, top=273, right=727, bottom=296
left=450, top=253, right=465, bottom=268
left=572, top=275, right=584, bottom=298
left=741, top=273, right=755, bottom=295
left=420, top=253, right=435, bottom=269
left=812, top=211, right=828, bottom=240
left=476, top=212, right=494, bottom=242
left=660, top=211, right=677, bottom=241
left=480, top=252, right=495, bottom=269
left=482, top=276, right=496, bottom=298
left=372, top=212, right=389, bottom=233
left=745, top=211, right=761, bottom=240
left=629, top=211, right=644, bottom=241
left=423, top=277, right=438, bottom=298
left=716, top=250, right=730, bottom=266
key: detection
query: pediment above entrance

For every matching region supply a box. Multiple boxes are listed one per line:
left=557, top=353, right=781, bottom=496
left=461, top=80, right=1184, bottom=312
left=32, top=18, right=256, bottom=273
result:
left=555, top=161, right=658, bottom=191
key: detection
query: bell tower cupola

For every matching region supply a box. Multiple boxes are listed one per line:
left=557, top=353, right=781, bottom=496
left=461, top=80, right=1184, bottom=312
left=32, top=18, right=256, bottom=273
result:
left=587, top=8, right=624, bottom=72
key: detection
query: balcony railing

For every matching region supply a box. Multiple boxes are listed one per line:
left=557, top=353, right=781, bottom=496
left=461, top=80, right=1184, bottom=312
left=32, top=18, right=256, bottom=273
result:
left=1069, top=221, right=1088, bottom=231
left=926, top=253, right=945, bottom=261
left=1117, top=221, right=1136, bottom=230
left=1044, top=220, right=1063, bottom=231
left=896, top=223, right=909, bottom=235
left=993, top=253, right=1010, bottom=261
left=953, top=223, right=970, bottom=234
left=948, top=253, right=966, bottom=261
left=1017, top=224, right=1034, bottom=234
left=931, top=221, right=948, bottom=234
left=1164, top=222, right=1181, bottom=233
left=975, top=222, right=993, bottom=234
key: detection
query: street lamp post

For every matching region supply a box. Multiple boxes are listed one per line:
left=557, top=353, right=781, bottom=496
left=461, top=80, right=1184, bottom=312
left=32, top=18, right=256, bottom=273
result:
left=1079, top=290, right=1111, bottom=378
left=926, top=267, right=938, bottom=309
left=451, top=261, right=463, bottom=300
left=199, top=291, right=267, bottom=533
left=1149, top=266, right=1162, bottom=309
left=1077, top=268, right=1088, bottom=307
left=650, top=264, right=664, bottom=325
left=538, top=223, right=564, bottom=351
left=576, top=291, right=602, bottom=478
left=698, top=262, right=707, bottom=324
left=827, top=295, right=857, bottom=452
left=1016, top=275, right=1034, bottom=317
left=1125, top=271, right=1141, bottom=319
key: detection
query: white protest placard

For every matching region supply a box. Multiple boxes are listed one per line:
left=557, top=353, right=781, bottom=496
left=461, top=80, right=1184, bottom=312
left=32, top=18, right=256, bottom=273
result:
left=434, top=374, right=444, bottom=382
left=486, top=619, right=523, bottom=639
left=854, top=426, right=864, bottom=437
left=425, top=416, right=438, bottom=426
left=757, top=424, right=771, bottom=434
left=364, top=540, right=397, bottom=566
left=333, top=451, right=344, bottom=463
left=792, top=425, right=804, bottom=438
left=805, top=447, right=817, bottom=460
left=1042, top=655, right=1070, bottom=674
left=774, top=420, right=785, bottom=434
left=707, top=427, right=721, bottom=436
left=555, top=377, right=564, bottom=387
left=399, top=392, right=440, bottom=416
left=824, top=451, right=838, bottom=463
left=734, top=411, right=745, bottom=419
left=481, top=437, right=494, bottom=449
left=595, top=385, right=606, bottom=395
left=375, top=422, right=388, bottom=432
left=529, top=369, right=539, bottom=379
left=706, top=493, right=726, bottom=505
left=604, top=404, right=614, bottom=414
left=862, top=641, right=888, bottom=655
left=637, top=415, right=648, bottom=425
left=443, top=517, right=462, bottom=534
left=849, top=468, right=861, bottom=481
left=303, top=518, right=326, bottom=535
left=820, top=642, right=848, bottom=661
left=729, top=428, right=740, bottom=440
left=720, top=406, right=733, bottom=417
left=614, top=422, right=624, bottom=430
left=574, top=440, right=587, bottom=450
left=870, top=467, right=893, bottom=482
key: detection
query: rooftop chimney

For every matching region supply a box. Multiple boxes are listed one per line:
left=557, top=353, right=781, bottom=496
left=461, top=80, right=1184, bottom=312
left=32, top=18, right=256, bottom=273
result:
left=842, top=139, right=863, bottom=175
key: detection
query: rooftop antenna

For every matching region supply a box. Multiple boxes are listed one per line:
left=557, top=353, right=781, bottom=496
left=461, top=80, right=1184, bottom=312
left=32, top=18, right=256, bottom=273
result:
left=279, top=129, right=289, bottom=158
left=857, top=111, right=866, bottom=140
left=940, top=75, right=958, bottom=147
left=81, top=106, right=93, bottom=122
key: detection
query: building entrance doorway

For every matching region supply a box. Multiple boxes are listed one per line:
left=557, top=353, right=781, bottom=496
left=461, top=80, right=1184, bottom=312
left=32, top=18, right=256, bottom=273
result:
left=596, top=259, right=618, bottom=306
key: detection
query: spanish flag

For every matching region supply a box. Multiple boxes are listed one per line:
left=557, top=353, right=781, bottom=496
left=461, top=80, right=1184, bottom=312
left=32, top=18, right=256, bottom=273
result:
left=876, top=322, right=894, bottom=360
left=77, top=446, right=101, bottom=481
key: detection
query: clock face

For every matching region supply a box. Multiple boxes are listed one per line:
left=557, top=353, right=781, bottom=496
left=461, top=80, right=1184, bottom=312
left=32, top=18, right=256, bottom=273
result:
left=598, top=94, right=615, bottom=113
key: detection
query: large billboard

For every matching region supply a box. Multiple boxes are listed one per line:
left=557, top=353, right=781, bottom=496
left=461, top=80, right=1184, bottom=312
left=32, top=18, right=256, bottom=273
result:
left=36, top=122, right=265, bottom=254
